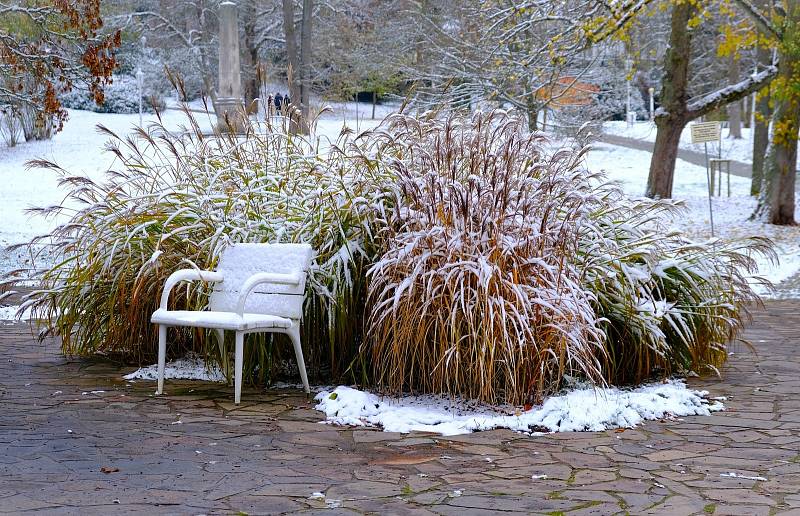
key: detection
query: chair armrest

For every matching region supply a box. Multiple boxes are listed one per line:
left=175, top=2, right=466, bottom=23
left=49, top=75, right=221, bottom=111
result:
left=236, top=272, right=302, bottom=315
left=159, top=269, right=224, bottom=310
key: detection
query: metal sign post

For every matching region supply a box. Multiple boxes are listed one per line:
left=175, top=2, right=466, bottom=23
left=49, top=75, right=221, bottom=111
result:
left=691, top=121, right=721, bottom=238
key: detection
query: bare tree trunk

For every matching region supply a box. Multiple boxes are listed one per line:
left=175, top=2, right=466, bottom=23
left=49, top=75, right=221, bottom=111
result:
left=241, top=0, right=260, bottom=106
left=196, top=1, right=216, bottom=103
left=744, top=94, right=752, bottom=128
left=763, top=132, right=798, bottom=225
left=751, top=43, right=772, bottom=196
left=646, top=2, right=694, bottom=199
left=372, top=91, right=376, bottom=119
left=299, top=0, right=314, bottom=134
left=281, top=0, right=301, bottom=133
left=762, top=4, right=799, bottom=225
left=649, top=117, right=686, bottom=197
left=526, top=95, right=538, bottom=131
left=727, top=55, right=742, bottom=138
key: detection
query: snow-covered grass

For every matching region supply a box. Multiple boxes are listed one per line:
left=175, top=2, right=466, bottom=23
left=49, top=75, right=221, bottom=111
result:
left=0, top=107, right=215, bottom=276
left=123, top=355, right=224, bottom=382
left=11, top=107, right=770, bottom=407
left=2, top=105, right=793, bottom=419
left=366, top=112, right=765, bottom=404
left=5, top=106, right=796, bottom=290
left=314, top=380, right=724, bottom=436
left=603, top=120, right=757, bottom=164
left=15, top=103, right=397, bottom=384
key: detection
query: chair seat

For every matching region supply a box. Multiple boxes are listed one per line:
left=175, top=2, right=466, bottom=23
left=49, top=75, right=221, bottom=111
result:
left=152, top=309, right=293, bottom=331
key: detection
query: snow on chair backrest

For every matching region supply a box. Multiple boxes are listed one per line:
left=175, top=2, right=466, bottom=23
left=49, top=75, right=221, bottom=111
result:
left=208, top=243, right=312, bottom=319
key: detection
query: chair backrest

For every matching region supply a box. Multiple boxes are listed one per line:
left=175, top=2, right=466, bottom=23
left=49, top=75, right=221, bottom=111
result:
left=208, top=243, right=312, bottom=319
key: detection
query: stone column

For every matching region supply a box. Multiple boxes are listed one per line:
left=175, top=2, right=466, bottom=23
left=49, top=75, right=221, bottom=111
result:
left=216, top=1, right=244, bottom=132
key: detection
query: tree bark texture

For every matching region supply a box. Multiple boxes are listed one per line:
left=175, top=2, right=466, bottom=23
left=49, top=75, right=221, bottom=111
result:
left=526, top=94, right=538, bottom=132
left=727, top=55, right=743, bottom=138
left=299, top=0, right=314, bottom=134
left=242, top=0, right=260, bottom=105
left=751, top=41, right=773, bottom=196
left=646, top=2, right=694, bottom=199
left=763, top=2, right=799, bottom=225
left=281, top=0, right=301, bottom=133
left=195, top=1, right=216, bottom=103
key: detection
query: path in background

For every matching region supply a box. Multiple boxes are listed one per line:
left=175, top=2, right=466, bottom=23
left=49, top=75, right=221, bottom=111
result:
left=772, top=271, right=800, bottom=299
left=1, top=285, right=799, bottom=514
left=599, top=133, right=753, bottom=179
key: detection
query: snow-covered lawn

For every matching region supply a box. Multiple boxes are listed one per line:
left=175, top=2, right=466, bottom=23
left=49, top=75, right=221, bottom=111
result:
left=603, top=120, right=757, bottom=164
left=314, top=381, right=724, bottom=436
left=0, top=304, right=31, bottom=324
left=586, top=142, right=800, bottom=294
left=0, top=102, right=382, bottom=276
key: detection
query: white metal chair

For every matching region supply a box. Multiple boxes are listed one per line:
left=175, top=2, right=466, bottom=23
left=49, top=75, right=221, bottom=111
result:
left=151, top=243, right=312, bottom=403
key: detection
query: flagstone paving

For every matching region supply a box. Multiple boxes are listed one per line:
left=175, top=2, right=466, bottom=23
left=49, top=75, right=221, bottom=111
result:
left=1, top=301, right=799, bottom=515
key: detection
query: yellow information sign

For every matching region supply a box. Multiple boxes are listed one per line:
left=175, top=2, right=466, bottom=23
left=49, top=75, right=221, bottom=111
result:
left=690, top=122, right=721, bottom=143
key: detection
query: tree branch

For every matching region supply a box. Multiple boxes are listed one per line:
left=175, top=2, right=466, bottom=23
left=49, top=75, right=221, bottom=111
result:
left=684, top=64, right=778, bottom=120
left=731, top=0, right=782, bottom=40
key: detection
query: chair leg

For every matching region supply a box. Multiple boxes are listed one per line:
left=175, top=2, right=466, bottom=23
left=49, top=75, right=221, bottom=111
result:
left=234, top=331, right=244, bottom=404
left=215, top=329, right=227, bottom=382
left=288, top=326, right=310, bottom=393
left=156, top=325, right=167, bottom=395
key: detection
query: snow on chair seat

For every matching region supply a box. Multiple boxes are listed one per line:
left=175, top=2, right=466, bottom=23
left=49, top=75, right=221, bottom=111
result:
left=152, top=243, right=313, bottom=404
left=151, top=309, right=292, bottom=331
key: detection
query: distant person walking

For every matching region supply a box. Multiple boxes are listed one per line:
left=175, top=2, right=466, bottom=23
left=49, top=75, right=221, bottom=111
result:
left=274, top=92, right=283, bottom=115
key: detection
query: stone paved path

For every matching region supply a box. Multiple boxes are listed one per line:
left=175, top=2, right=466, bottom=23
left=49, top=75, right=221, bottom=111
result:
left=1, top=302, right=799, bottom=515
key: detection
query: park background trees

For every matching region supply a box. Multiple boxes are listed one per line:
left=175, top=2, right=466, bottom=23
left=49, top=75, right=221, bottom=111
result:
left=0, top=0, right=119, bottom=142
left=3, top=0, right=797, bottom=225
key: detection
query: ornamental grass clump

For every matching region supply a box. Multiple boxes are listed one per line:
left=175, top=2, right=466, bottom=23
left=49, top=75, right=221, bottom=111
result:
left=11, top=102, right=772, bottom=400
left=577, top=189, right=773, bottom=384
left=14, top=103, right=391, bottom=382
left=365, top=111, right=607, bottom=405
left=364, top=110, right=772, bottom=405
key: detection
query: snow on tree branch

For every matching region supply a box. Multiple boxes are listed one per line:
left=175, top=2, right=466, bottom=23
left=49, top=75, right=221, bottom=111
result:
left=685, top=64, right=778, bottom=119
left=585, top=0, right=655, bottom=46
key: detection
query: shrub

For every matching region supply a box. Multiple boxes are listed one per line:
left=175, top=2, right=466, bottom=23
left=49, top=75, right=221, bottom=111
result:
left=18, top=106, right=390, bottom=383
left=363, top=110, right=772, bottom=405
left=13, top=106, right=771, bottom=402
left=576, top=188, right=772, bottom=385
left=60, top=74, right=164, bottom=114
left=365, top=111, right=606, bottom=404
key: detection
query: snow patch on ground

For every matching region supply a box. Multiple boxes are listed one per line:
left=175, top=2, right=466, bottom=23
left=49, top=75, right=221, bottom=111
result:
left=720, top=472, right=767, bottom=481
left=676, top=195, right=800, bottom=296
left=0, top=305, right=32, bottom=321
left=313, top=380, right=724, bottom=436
left=123, top=355, right=225, bottom=382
